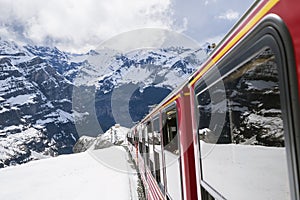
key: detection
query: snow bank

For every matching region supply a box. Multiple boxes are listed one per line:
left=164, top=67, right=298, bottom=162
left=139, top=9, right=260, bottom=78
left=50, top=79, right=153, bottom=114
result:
left=0, top=146, right=138, bottom=200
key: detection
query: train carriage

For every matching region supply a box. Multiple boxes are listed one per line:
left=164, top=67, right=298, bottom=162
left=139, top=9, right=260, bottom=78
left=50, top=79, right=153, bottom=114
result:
left=127, top=0, right=300, bottom=199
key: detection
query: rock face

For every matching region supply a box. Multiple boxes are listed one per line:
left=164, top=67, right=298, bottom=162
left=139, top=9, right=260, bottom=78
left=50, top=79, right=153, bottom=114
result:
left=0, top=40, right=78, bottom=168
left=72, top=136, right=96, bottom=153
left=228, top=50, right=284, bottom=147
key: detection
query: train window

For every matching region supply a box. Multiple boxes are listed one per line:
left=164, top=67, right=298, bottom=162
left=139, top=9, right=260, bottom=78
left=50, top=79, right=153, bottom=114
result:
left=148, top=120, right=155, bottom=176
left=153, top=116, right=163, bottom=189
left=126, top=133, right=130, bottom=144
left=163, top=105, right=182, bottom=200
left=134, top=130, right=138, bottom=148
left=138, top=125, right=143, bottom=154
left=195, top=45, right=291, bottom=199
left=141, top=124, right=147, bottom=180
left=144, top=123, right=149, bottom=166
left=141, top=125, right=146, bottom=158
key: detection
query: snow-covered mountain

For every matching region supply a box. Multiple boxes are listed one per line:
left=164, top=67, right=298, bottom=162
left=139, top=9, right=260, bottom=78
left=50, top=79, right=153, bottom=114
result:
left=73, top=46, right=207, bottom=91
left=72, top=46, right=208, bottom=131
left=0, top=37, right=209, bottom=168
left=0, top=39, right=79, bottom=167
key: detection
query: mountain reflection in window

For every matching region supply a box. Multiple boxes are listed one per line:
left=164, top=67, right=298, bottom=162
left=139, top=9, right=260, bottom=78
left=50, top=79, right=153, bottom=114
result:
left=195, top=47, right=291, bottom=200
left=197, top=48, right=284, bottom=147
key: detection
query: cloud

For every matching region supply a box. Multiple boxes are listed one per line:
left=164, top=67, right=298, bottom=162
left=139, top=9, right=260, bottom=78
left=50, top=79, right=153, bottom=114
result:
left=217, top=9, right=240, bottom=21
left=169, top=0, right=253, bottom=49
left=0, top=0, right=254, bottom=53
left=0, top=0, right=178, bottom=53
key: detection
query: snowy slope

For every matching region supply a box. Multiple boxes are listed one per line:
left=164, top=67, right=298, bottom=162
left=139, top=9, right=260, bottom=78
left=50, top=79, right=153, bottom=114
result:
left=0, top=146, right=139, bottom=200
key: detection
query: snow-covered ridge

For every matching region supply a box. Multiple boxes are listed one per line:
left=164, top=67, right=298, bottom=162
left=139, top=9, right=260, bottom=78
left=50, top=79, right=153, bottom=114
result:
left=74, top=46, right=207, bottom=93
left=73, top=125, right=129, bottom=153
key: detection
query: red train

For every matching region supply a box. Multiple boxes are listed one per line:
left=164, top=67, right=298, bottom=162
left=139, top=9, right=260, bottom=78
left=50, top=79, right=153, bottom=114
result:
left=127, top=0, right=300, bottom=199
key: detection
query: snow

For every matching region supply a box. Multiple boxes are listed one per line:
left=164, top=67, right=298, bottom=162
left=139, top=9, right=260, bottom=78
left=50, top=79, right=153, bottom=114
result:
left=246, top=80, right=277, bottom=91
left=57, top=109, right=74, bottom=123
left=36, top=118, right=55, bottom=125
left=29, top=150, right=51, bottom=160
left=0, top=146, right=139, bottom=200
left=5, top=94, right=36, bottom=106
left=200, top=141, right=290, bottom=200
left=0, top=107, right=10, bottom=113
left=0, top=127, right=42, bottom=160
left=41, top=101, right=53, bottom=108
left=36, top=109, right=73, bottom=125
left=0, top=125, right=23, bottom=133
left=100, top=126, right=129, bottom=145
left=119, top=67, right=152, bottom=84
left=57, top=98, right=72, bottom=103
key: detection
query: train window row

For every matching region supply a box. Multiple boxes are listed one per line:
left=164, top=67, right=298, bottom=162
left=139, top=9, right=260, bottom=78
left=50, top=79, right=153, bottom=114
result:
left=194, top=25, right=292, bottom=199
left=133, top=105, right=183, bottom=200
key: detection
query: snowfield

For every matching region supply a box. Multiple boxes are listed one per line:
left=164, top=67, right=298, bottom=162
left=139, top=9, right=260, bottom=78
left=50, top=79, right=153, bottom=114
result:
left=0, top=146, right=139, bottom=200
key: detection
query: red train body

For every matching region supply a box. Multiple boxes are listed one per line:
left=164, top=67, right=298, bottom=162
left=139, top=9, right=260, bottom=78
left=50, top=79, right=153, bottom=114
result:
left=127, top=0, right=300, bottom=199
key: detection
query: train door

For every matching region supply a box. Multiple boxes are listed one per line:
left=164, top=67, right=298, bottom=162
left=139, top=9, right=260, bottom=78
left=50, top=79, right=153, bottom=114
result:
left=162, top=104, right=183, bottom=200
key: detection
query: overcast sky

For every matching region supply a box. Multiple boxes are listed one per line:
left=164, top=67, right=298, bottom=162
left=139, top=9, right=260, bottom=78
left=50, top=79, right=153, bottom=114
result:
left=0, top=0, right=253, bottom=53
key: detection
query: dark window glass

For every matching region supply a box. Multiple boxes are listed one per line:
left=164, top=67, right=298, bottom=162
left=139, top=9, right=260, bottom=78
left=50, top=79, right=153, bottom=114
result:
left=153, top=118, right=161, bottom=145
left=144, top=122, right=150, bottom=168
left=163, top=107, right=182, bottom=200
left=201, top=187, right=215, bottom=200
left=163, top=109, right=179, bottom=155
left=195, top=48, right=291, bottom=200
